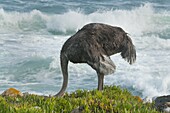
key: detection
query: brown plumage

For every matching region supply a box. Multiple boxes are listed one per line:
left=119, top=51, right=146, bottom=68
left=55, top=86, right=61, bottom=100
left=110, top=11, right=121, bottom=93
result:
left=55, top=23, right=136, bottom=96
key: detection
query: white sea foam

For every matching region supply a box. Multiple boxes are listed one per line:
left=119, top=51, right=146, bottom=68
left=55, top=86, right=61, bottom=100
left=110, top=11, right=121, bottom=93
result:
left=0, top=3, right=168, bottom=36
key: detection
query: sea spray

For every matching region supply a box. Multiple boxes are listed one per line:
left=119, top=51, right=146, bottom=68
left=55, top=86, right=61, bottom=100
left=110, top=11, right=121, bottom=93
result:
left=0, top=4, right=165, bottom=36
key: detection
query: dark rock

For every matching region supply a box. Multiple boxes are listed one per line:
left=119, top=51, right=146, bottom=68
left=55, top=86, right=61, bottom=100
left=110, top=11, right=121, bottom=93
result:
left=71, top=106, right=84, bottom=113
left=155, top=95, right=170, bottom=112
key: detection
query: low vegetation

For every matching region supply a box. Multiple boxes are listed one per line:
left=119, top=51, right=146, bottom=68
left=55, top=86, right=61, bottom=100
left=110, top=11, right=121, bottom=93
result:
left=0, top=86, right=159, bottom=113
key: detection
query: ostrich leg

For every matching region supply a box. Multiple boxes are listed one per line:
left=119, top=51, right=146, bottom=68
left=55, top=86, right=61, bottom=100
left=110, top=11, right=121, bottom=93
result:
left=97, top=73, right=104, bottom=90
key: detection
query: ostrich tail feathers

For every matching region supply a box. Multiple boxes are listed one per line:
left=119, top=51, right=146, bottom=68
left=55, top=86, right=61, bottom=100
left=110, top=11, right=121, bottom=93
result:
left=121, top=36, right=136, bottom=65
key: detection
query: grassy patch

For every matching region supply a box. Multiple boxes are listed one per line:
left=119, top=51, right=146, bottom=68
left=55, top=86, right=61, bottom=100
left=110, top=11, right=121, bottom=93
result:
left=0, top=86, right=159, bottom=113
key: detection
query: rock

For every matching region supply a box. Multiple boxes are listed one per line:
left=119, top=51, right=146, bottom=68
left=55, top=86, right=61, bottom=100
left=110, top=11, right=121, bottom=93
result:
left=154, top=95, right=170, bottom=112
left=1, top=88, right=23, bottom=97
left=143, top=96, right=156, bottom=103
left=134, top=96, right=143, bottom=102
left=71, top=106, right=84, bottom=113
left=23, top=92, right=29, bottom=96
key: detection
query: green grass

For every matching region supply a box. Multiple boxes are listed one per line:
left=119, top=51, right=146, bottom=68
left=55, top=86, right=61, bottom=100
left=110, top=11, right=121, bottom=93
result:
left=0, top=86, right=159, bottom=113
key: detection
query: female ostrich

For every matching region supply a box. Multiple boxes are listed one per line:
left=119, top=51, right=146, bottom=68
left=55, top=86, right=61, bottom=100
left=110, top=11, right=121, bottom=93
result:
left=55, top=23, right=136, bottom=96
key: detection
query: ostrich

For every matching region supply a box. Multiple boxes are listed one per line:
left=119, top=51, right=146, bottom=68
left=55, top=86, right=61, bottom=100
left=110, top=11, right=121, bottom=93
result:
left=55, top=23, right=136, bottom=96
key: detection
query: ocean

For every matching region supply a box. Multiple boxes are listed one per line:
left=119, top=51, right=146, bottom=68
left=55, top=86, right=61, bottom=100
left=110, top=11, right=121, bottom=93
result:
left=0, top=0, right=170, bottom=99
